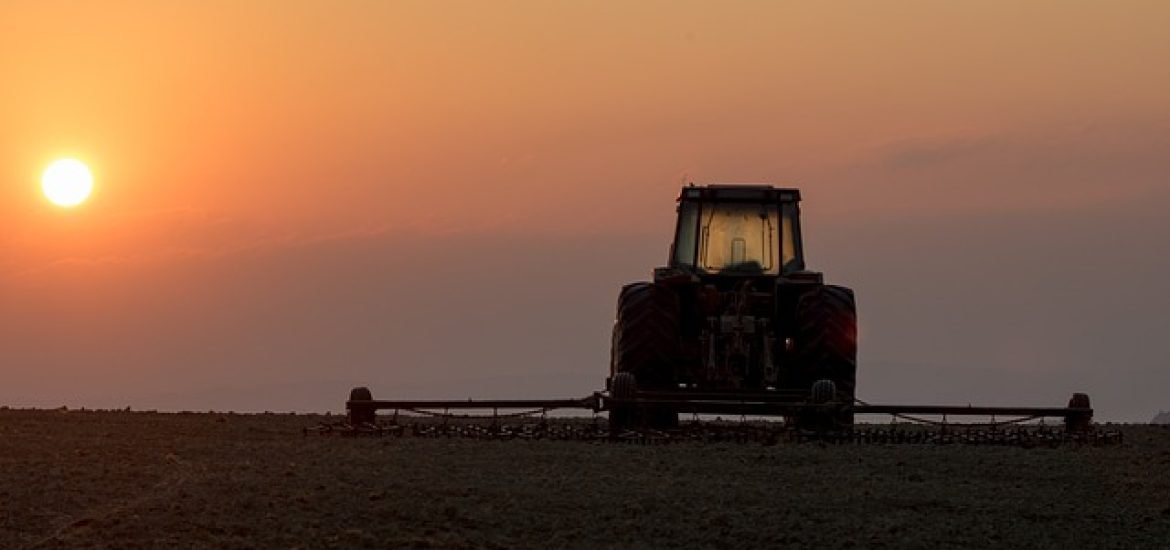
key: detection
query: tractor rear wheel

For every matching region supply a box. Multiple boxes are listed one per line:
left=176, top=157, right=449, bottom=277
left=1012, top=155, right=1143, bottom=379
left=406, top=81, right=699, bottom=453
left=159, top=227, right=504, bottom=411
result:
left=794, top=285, right=857, bottom=428
left=611, top=282, right=681, bottom=428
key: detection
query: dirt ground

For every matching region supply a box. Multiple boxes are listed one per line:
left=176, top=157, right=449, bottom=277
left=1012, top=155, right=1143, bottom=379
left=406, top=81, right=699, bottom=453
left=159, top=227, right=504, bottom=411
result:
left=1, top=409, right=1168, bottom=549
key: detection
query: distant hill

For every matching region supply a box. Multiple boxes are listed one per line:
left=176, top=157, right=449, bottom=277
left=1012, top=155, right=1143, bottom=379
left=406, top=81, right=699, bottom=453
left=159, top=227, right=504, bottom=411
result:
left=1153, top=411, right=1170, bottom=425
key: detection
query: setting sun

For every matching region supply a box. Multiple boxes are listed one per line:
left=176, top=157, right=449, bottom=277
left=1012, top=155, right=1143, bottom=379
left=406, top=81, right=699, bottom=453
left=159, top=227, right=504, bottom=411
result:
left=41, top=158, right=93, bottom=207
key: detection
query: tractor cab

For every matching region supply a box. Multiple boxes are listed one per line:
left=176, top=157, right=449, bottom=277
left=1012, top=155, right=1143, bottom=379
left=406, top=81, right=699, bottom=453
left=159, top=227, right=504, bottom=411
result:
left=669, top=185, right=805, bottom=276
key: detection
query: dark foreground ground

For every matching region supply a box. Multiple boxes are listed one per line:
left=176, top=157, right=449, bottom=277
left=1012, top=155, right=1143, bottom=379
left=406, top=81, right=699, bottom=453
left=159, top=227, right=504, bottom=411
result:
left=1, top=410, right=1168, bottom=549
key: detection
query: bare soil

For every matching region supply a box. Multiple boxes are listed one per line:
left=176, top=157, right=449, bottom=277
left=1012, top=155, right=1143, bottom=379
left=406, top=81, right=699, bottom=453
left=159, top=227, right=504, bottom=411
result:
left=1, top=409, right=1168, bottom=549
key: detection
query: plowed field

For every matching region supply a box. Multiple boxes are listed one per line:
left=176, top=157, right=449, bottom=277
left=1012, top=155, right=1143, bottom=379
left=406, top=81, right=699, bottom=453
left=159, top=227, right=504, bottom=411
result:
left=2, top=410, right=1168, bottom=549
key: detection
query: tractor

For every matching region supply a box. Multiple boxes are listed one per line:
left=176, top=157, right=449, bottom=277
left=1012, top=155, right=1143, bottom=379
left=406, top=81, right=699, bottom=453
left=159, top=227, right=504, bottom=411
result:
left=608, top=184, right=857, bottom=430
left=342, top=183, right=1098, bottom=440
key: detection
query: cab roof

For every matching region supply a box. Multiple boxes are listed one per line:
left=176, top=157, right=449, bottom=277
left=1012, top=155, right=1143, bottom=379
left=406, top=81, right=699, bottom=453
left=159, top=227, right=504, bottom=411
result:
left=678, top=184, right=801, bottom=203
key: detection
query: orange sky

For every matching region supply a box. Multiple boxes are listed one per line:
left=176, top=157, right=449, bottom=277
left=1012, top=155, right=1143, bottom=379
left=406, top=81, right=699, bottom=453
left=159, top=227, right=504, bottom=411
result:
left=5, top=3, right=1167, bottom=248
left=2, top=2, right=1169, bottom=419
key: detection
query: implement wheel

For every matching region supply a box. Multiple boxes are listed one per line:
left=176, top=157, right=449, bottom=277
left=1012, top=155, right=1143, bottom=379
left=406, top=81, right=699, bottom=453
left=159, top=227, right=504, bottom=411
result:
left=795, top=285, right=857, bottom=428
left=1065, top=392, right=1092, bottom=432
left=348, top=386, right=376, bottom=425
left=611, top=282, right=681, bottom=429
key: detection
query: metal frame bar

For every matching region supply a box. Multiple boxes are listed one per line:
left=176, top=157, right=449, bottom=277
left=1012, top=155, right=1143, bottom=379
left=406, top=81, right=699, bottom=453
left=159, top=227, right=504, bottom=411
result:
left=347, top=397, right=598, bottom=412
left=346, top=391, right=1091, bottom=422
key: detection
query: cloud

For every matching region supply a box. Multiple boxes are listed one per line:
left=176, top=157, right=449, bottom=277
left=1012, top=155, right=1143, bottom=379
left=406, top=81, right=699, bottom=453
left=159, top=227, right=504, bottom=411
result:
left=872, top=120, right=1170, bottom=183
left=878, top=135, right=1003, bottom=170
left=810, top=119, right=1170, bottom=220
left=1, top=207, right=403, bottom=281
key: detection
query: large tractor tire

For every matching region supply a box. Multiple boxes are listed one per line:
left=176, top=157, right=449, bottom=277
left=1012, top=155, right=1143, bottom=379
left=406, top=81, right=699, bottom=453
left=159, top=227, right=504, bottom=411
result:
left=611, top=282, right=682, bottom=428
left=794, top=285, right=857, bottom=428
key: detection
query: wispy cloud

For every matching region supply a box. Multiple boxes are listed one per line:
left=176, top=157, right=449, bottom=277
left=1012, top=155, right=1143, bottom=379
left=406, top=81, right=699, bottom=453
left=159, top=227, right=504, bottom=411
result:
left=877, top=135, right=1003, bottom=170
left=1, top=207, right=348, bottom=281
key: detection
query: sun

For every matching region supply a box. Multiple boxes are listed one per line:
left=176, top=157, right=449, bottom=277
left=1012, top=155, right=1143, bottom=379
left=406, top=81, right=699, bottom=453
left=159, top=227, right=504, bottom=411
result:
left=42, top=158, right=94, bottom=207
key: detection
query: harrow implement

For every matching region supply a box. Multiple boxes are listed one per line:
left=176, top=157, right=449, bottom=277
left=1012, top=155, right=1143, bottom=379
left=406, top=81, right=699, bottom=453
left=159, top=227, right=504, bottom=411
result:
left=315, top=386, right=1121, bottom=446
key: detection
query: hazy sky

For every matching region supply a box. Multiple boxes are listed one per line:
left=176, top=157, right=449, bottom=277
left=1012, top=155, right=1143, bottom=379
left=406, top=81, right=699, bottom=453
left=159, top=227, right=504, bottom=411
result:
left=2, top=2, right=1168, bottom=421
